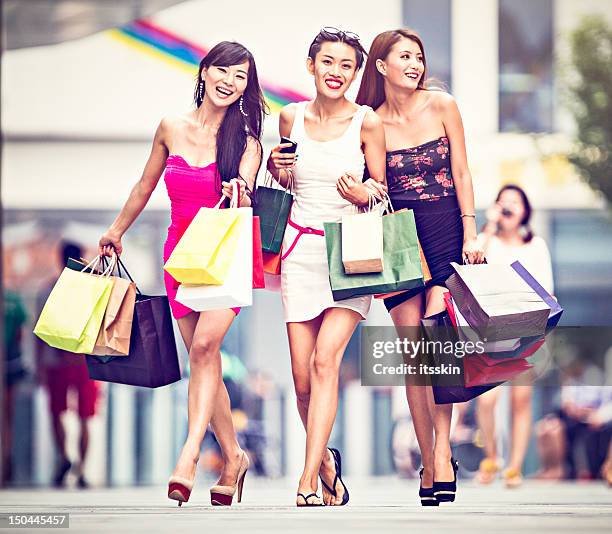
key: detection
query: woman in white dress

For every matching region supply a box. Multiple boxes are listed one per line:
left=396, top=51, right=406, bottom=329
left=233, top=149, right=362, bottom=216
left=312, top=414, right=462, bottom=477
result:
left=475, top=184, right=554, bottom=487
left=267, top=27, right=386, bottom=506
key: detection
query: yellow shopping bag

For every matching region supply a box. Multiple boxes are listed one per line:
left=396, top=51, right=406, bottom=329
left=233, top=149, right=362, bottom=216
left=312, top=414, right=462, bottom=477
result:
left=164, top=190, right=243, bottom=285
left=34, top=257, right=115, bottom=354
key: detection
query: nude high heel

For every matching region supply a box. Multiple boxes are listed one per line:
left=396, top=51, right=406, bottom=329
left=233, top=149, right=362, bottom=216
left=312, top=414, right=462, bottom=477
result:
left=209, top=452, right=250, bottom=506
left=168, top=475, right=195, bottom=507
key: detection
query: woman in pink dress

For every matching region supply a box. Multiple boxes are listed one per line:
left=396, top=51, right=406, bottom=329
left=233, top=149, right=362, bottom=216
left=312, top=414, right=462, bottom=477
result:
left=99, top=41, right=268, bottom=506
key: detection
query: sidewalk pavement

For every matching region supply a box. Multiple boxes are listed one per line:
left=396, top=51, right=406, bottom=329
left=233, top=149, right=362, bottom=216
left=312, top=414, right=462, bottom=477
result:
left=1, top=478, right=611, bottom=533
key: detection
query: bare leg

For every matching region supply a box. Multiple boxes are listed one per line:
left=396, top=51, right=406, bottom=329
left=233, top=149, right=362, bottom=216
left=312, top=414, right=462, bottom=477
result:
left=424, top=285, right=455, bottom=483
left=171, top=309, right=236, bottom=482
left=296, top=308, right=362, bottom=506
left=476, top=388, right=501, bottom=482
left=390, top=292, right=437, bottom=486
left=535, top=415, right=565, bottom=479
left=287, top=316, right=323, bottom=428
left=506, top=386, right=533, bottom=478
left=74, top=417, right=90, bottom=481
left=50, top=413, right=67, bottom=463
left=176, top=313, right=243, bottom=486
left=287, top=317, right=341, bottom=504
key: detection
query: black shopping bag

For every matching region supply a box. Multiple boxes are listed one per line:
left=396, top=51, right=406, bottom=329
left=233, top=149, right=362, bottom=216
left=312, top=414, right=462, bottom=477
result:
left=86, top=293, right=181, bottom=388
left=421, top=310, right=501, bottom=404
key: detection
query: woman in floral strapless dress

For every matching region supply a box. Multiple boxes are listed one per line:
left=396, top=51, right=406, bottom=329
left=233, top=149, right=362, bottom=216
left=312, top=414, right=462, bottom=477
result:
left=99, top=41, right=268, bottom=507
left=357, top=29, right=484, bottom=506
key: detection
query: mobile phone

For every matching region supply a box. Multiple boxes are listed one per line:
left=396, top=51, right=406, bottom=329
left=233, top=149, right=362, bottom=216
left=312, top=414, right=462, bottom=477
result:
left=279, top=136, right=298, bottom=154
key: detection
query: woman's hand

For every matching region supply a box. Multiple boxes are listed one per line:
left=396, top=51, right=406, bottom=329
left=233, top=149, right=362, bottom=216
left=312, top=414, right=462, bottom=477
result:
left=221, top=178, right=247, bottom=205
left=337, top=173, right=371, bottom=206
left=462, top=236, right=485, bottom=264
left=267, top=143, right=297, bottom=172
left=99, top=230, right=123, bottom=257
left=482, top=203, right=502, bottom=235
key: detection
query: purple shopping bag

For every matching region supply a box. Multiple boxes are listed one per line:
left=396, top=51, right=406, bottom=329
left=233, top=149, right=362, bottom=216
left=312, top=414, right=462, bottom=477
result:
left=421, top=311, right=503, bottom=404
left=86, top=294, right=181, bottom=388
left=511, top=260, right=563, bottom=331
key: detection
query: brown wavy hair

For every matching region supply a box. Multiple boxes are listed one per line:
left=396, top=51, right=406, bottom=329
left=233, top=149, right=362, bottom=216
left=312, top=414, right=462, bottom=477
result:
left=356, top=29, right=430, bottom=110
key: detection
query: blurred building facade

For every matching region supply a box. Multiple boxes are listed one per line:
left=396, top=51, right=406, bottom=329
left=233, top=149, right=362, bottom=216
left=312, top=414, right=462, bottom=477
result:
left=2, top=0, right=612, bottom=486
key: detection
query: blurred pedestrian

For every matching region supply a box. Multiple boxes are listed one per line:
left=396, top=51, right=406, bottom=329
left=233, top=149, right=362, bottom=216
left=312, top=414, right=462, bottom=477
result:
left=2, top=289, right=28, bottom=485
left=99, top=41, right=267, bottom=506
left=267, top=27, right=386, bottom=506
left=536, top=360, right=612, bottom=482
left=475, top=184, right=553, bottom=487
left=357, top=28, right=484, bottom=505
left=35, top=241, right=99, bottom=488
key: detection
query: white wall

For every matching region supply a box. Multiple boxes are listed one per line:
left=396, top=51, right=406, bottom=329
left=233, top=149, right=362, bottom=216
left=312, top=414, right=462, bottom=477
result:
left=1, top=0, right=401, bottom=138
left=2, top=0, right=605, bottom=209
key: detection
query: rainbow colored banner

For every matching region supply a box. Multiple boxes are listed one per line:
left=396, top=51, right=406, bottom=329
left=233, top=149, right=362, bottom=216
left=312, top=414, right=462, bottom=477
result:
left=108, top=19, right=307, bottom=112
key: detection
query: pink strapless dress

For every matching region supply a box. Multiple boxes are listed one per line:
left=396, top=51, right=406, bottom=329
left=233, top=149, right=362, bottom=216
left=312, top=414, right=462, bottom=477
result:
left=163, top=154, right=240, bottom=319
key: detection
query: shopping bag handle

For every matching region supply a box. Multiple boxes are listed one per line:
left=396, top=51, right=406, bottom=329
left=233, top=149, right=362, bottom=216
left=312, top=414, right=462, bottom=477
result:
left=100, top=252, right=142, bottom=294
left=115, top=257, right=142, bottom=294
left=82, top=254, right=116, bottom=277
left=263, top=168, right=294, bottom=193
left=214, top=180, right=242, bottom=209
left=360, top=189, right=393, bottom=215
left=215, top=180, right=243, bottom=209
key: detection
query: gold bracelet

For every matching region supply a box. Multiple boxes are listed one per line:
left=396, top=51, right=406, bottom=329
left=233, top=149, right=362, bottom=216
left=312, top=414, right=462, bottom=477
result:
left=461, top=213, right=476, bottom=218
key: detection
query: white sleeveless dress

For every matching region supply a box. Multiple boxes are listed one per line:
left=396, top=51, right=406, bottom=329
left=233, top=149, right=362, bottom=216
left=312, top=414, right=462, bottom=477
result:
left=281, top=101, right=373, bottom=323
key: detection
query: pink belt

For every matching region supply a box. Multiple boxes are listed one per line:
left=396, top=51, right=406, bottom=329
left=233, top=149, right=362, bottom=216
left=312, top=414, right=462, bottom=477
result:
left=281, top=218, right=324, bottom=261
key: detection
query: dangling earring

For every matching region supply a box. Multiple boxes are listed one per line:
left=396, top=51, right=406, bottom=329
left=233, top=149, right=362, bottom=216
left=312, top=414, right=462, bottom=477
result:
left=198, top=81, right=204, bottom=103
left=239, top=96, right=249, bottom=133
left=239, top=96, right=248, bottom=118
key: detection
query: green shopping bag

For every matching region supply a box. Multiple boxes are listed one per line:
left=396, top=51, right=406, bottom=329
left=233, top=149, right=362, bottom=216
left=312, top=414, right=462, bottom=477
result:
left=34, top=261, right=115, bottom=354
left=253, top=173, right=293, bottom=254
left=325, top=209, right=425, bottom=300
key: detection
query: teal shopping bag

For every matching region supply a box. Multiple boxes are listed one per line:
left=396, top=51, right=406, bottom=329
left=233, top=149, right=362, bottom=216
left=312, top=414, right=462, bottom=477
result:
left=325, top=209, right=425, bottom=300
left=253, top=185, right=294, bottom=254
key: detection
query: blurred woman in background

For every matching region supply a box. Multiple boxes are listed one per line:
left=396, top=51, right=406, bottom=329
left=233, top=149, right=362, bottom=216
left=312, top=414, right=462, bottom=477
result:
left=476, top=184, right=553, bottom=487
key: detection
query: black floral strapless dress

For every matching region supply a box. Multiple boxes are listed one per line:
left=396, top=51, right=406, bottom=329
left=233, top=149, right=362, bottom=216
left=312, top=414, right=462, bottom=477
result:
left=384, top=136, right=464, bottom=311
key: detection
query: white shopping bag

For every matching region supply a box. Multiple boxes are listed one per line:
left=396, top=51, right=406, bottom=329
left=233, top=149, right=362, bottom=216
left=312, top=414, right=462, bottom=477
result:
left=176, top=190, right=253, bottom=311
left=341, top=194, right=384, bottom=274
left=452, top=299, right=520, bottom=353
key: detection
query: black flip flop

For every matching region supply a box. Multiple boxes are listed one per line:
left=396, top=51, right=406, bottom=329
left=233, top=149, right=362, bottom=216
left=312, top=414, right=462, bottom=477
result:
left=297, top=492, right=324, bottom=507
left=319, top=447, right=349, bottom=506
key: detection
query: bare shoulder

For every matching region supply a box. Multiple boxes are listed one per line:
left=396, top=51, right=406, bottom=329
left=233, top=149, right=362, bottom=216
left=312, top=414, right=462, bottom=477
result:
left=361, top=107, right=384, bottom=132
left=157, top=115, right=184, bottom=138
left=428, top=90, right=458, bottom=112
left=279, top=103, right=299, bottom=132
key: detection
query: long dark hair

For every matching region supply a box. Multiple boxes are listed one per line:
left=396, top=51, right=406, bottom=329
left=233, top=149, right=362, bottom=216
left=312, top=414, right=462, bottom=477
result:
left=356, top=29, right=432, bottom=109
left=194, top=41, right=269, bottom=191
left=495, top=184, right=534, bottom=243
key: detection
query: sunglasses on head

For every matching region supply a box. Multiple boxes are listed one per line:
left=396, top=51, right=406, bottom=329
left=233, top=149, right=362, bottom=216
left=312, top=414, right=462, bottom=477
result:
left=320, top=26, right=361, bottom=41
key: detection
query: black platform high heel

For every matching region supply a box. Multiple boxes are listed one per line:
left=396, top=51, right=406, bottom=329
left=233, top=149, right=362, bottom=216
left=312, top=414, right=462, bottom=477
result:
left=432, top=458, right=459, bottom=503
left=419, top=468, right=439, bottom=506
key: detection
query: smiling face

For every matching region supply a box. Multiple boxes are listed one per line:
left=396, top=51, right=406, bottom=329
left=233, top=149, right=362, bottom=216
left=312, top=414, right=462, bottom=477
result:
left=202, top=61, right=249, bottom=108
left=377, top=37, right=425, bottom=90
left=307, top=41, right=359, bottom=99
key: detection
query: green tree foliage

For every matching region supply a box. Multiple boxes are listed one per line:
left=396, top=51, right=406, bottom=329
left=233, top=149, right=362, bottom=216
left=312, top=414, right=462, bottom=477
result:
left=567, top=16, right=612, bottom=204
